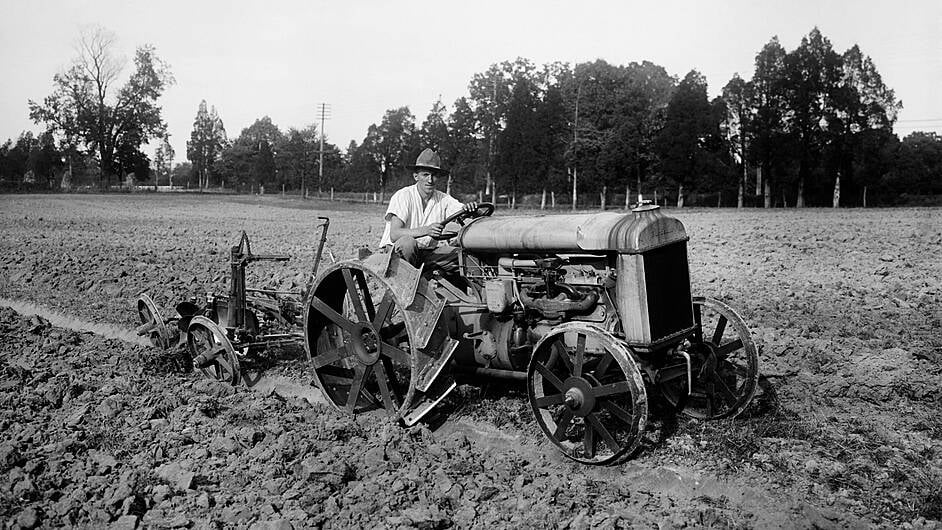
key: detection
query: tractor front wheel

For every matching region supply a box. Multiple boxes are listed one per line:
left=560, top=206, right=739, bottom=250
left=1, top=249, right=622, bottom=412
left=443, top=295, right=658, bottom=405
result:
left=657, top=297, right=759, bottom=419
left=527, top=322, right=648, bottom=465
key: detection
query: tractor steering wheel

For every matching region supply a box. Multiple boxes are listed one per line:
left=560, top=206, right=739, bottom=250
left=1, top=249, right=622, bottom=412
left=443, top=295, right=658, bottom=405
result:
left=433, top=202, right=495, bottom=240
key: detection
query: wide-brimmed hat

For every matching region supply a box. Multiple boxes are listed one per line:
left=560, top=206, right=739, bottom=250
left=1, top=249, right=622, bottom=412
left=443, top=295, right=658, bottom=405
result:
left=407, top=148, right=448, bottom=175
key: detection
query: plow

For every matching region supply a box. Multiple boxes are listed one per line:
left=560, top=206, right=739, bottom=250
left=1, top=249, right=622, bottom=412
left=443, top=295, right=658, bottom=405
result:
left=137, top=202, right=759, bottom=465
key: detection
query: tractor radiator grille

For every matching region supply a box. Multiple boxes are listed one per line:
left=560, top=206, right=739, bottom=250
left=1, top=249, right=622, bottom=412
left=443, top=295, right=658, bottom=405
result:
left=616, top=241, right=694, bottom=349
left=643, top=243, right=693, bottom=341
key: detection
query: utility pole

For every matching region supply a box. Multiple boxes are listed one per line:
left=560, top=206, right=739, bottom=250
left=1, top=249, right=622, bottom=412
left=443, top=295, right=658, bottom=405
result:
left=317, top=103, right=331, bottom=197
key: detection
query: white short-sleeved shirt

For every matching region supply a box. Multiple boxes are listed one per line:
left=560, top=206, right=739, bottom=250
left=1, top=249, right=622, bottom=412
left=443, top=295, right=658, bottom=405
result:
left=379, top=184, right=463, bottom=249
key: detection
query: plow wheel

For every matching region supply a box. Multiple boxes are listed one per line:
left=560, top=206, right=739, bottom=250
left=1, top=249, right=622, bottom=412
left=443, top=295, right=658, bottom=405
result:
left=528, top=323, right=648, bottom=465
left=305, top=264, right=415, bottom=418
left=136, top=293, right=172, bottom=349
left=187, top=316, right=241, bottom=385
left=658, top=297, right=759, bottom=420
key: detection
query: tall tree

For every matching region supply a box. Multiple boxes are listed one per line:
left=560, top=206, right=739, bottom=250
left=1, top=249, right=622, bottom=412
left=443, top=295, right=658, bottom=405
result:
left=886, top=132, right=942, bottom=201
left=496, top=75, right=541, bottom=206
left=467, top=58, right=535, bottom=199
left=749, top=36, right=789, bottom=207
left=276, top=125, right=320, bottom=194
left=27, top=131, right=65, bottom=189
left=342, top=140, right=380, bottom=192
left=153, top=134, right=174, bottom=187
left=783, top=28, right=842, bottom=207
left=419, top=98, right=449, bottom=151
left=360, top=107, right=416, bottom=198
left=720, top=74, right=753, bottom=207
left=533, top=84, right=570, bottom=206
left=29, top=27, right=173, bottom=188
left=824, top=44, right=901, bottom=206
left=442, top=96, right=482, bottom=196
left=187, top=101, right=227, bottom=190
left=561, top=60, right=675, bottom=206
left=655, top=70, right=720, bottom=206
left=217, top=116, right=281, bottom=191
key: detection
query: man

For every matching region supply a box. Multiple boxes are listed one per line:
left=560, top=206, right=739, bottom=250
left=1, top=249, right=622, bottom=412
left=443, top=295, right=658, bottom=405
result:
left=379, top=148, right=477, bottom=271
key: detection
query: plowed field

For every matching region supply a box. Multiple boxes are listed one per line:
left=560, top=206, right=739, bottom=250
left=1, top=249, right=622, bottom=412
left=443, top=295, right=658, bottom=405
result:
left=1, top=194, right=940, bottom=529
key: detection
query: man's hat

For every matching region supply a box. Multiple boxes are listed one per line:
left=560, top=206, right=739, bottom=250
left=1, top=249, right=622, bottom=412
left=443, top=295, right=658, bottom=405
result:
left=408, top=148, right=448, bottom=175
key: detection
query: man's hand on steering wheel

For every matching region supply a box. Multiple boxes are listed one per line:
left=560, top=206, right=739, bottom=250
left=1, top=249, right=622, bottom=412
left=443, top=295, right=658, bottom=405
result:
left=433, top=202, right=496, bottom=240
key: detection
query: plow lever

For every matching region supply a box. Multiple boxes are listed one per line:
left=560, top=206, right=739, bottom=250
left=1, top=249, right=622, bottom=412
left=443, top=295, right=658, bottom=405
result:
left=304, top=216, right=331, bottom=297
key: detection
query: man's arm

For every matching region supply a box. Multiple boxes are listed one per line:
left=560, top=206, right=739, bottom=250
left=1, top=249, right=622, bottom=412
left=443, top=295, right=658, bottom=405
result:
left=388, top=214, right=443, bottom=241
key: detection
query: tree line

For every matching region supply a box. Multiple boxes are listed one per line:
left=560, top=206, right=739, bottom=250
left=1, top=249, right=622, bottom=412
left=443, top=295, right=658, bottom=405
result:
left=4, top=26, right=941, bottom=207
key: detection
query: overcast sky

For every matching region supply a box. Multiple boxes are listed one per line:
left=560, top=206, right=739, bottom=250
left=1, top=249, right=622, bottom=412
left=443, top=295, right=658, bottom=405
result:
left=1, top=0, right=940, bottom=160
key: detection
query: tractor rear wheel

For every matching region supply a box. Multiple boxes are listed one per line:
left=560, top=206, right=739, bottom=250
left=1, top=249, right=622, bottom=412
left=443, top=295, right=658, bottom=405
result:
left=305, top=264, right=416, bottom=418
left=527, top=322, right=648, bottom=465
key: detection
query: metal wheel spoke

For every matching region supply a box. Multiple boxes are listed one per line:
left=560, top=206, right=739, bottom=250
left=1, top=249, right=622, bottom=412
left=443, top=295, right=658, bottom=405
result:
left=217, top=359, right=235, bottom=376
left=716, top=338, right=744, bottom=359
left=703, top=380, right=715, bottom=417
left=534, top=393, right=565, bottom=409
left=342, top=269, right=368, bottom=323
left=553, top=410, right=573, bottom=439
left=551, top=341, right=574, bottom=375
left=712, top=315, right=728, bottom=345
left=318, top=365, right=354, bottom=385
left=585, top=412, right=620, bottom=454
left=600, top=400, right=634, bottom=425
left=206, top=344, right=227, bottom=359
left=583, top=423, right=595, bottom=459
left=534, top=361, right=566, bottom=392
left=372, top=293, right=395, bottom=328
left=573, top=333, right=586, bottom=377
left=380, top=357, right=401, bottom=397
left=712, top=370, right=739, bottom=408
left=310, top=296, right=357, bottom=333
left=354, top=270, right=376, bottom=321
left=593, top=353, right=613, bottom=379
left=312, top=345, right=349, bottom=369
left=345, top=364, right=372, bottom=413
left=591, top=380, right=632, bottom=398
left=380, top=344, right=411, bottom=365
left=373, top=361, right=397, bottom=414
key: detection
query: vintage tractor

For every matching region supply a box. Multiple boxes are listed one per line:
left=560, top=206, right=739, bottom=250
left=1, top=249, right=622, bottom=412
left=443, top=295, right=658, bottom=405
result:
left=303, top=203, right=759, bottom=464
left=135, top=219, right=330, bottom=384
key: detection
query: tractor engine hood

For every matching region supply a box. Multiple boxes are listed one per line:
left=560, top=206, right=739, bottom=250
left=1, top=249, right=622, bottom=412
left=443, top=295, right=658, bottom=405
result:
left=456, top=205, right=688, bottom=254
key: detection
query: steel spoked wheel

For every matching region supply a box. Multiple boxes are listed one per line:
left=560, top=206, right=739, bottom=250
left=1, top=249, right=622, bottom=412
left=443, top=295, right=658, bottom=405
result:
left=528, top=323, right=648, bottom=465
left=658, top=297, right=759, bottom=420
left=137, top=293, right=171, bottom=349
left=305, top=264, right=414, bottom=417
left=187, top=316, right=241, bottom=385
